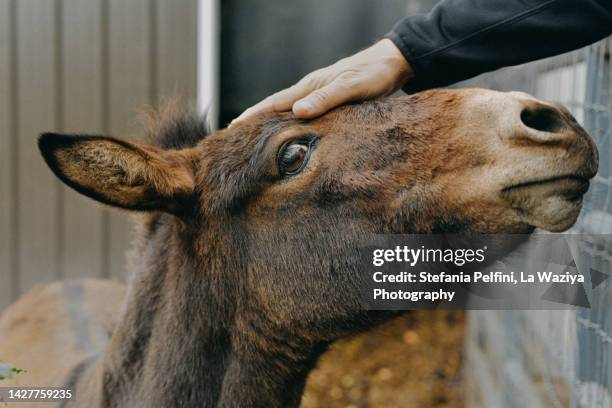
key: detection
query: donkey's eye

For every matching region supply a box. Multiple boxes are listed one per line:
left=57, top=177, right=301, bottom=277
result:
left=277, top=137, right=317, bottom=176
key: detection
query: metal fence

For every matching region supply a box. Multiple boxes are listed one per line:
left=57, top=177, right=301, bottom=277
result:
left=463, top=38, right=612, bottom=407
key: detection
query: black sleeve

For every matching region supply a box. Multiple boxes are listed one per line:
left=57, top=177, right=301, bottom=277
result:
left=386, top=0, right=612, bottom=93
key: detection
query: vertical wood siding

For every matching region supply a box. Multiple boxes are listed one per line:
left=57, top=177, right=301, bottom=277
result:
left=0, top=0, right=14, bottom=309
left=0, top=0, right=197, bottom=310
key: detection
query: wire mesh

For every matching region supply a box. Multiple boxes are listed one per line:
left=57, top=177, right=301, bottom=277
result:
left=462, top=37, right=612, bottom=407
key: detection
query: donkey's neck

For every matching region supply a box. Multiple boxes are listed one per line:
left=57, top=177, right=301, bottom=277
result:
left=89, top=215, right=318, bottom=408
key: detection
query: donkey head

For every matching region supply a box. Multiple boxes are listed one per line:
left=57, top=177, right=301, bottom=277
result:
left=39, top=89, right=598, bottom=342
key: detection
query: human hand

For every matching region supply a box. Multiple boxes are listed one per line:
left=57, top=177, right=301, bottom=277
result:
left=231, top=39, right=413, bottom=124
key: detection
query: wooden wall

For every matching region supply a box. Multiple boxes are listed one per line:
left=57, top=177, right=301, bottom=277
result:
left=0, top=0, right=197, bottom=310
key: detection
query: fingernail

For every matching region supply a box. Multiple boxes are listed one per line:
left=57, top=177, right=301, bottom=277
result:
left=229, top=114, right=246, bottom=127
left=294, top=100, right=314, bottom=113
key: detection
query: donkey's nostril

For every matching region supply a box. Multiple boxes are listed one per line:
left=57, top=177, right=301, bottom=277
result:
left=520, top=105, right=565, bottom=133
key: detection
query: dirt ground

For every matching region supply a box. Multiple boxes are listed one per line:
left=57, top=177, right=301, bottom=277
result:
left=301, top=311, right=465, bottom=408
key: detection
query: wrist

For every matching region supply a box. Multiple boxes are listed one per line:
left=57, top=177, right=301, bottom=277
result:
left=376, top=39, right=414, bottom=84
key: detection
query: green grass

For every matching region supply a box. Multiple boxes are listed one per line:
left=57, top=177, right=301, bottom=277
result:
left=0, top=361, right=24, bottom=381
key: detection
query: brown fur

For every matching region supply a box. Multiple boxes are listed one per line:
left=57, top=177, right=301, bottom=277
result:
left=0, top=89, right=598, bottom=407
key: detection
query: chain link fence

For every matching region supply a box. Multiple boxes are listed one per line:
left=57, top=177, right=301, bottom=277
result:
left=463, top=37, right=612, bottom=407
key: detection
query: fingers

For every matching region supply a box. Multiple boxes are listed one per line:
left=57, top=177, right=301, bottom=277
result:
left=292, top=77, right=357, bottom=119
left=232, top=74, right=360, bottom=124
left=231, top=81, right=313, bottom=125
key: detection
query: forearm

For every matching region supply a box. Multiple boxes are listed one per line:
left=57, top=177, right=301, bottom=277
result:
left=387, top=0, right=612, bottom=92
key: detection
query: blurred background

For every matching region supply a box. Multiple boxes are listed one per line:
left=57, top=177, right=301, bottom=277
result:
left=0, top=1, right=610, bottom=407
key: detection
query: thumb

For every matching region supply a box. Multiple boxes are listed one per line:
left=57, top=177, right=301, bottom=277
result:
left=292, top=79, right=355, bottom=119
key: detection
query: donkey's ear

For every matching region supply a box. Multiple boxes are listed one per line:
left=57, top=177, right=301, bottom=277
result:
left=38, top=133, right=195, bottom=213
